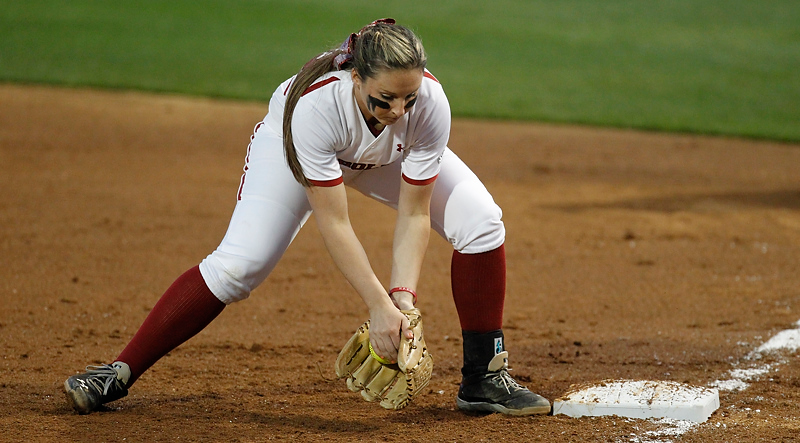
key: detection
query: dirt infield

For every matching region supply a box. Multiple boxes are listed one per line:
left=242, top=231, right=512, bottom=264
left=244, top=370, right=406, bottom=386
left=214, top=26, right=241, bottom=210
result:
left=1, top=83, right=799, bottom=442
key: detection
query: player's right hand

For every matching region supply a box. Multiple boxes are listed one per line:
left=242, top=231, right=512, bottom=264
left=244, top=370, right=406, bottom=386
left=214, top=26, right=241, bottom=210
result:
left=368, top=304, right=413, bottom=363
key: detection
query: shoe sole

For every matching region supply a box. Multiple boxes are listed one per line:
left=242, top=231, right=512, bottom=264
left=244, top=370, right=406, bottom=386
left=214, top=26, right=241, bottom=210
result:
left=456, top=397, right=551, bottom=416
left=63, top=379, right=93, bottom=415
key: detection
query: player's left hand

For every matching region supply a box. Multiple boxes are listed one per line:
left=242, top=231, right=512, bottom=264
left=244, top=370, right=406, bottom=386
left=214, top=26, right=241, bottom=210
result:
left=335, top=308, right=434, bottom=409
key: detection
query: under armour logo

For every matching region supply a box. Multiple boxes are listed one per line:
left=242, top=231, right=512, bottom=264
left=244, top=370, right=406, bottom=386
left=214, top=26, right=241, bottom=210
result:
left=396, top=143, right=404, bottom=152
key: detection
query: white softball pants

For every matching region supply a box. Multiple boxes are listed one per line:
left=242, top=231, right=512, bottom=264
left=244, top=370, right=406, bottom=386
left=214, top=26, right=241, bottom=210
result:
left=199, top=123, right=505, bottom=304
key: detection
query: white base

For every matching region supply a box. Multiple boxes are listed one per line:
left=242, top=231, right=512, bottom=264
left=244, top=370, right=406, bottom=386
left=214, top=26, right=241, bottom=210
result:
left=552, top=380, right=719, bottom=423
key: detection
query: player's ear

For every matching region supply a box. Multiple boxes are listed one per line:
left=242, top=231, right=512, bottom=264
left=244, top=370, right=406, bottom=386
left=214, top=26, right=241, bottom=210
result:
left=351, top=69, right=362, bottom=87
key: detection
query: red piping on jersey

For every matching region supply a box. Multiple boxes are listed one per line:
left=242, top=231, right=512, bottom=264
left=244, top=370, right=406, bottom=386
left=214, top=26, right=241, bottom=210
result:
left=309, top=177, right=344, bottom=187
left=402, top=174, right=438, bottom=186
left=283, top=76, right=341, bottom=96
left=423, top=71, right=439, bottom=83
left=302, top=77, right=340, bottom=96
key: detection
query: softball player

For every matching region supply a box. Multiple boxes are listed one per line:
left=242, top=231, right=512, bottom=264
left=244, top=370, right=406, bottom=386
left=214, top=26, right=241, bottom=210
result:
left=64, top=19, right=551, bottom=416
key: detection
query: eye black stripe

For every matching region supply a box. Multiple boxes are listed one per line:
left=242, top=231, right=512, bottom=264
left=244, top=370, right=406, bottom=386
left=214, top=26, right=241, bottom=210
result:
left=404, top=97, right=418, bottom=109
left=367, top=95, right=391, bottom=110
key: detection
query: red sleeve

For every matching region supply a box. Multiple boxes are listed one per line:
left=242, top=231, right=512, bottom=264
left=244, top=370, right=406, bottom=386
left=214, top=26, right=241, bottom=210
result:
left=402, top=174, right=438, bottom=186
left=309, top=177, right=344, bottom=187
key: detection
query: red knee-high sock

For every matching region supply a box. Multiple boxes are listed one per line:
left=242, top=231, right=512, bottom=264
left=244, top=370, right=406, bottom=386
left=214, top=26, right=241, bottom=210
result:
left=116, top=265, right=225, bottom=386
left=451, top=244, right=506, bottom=332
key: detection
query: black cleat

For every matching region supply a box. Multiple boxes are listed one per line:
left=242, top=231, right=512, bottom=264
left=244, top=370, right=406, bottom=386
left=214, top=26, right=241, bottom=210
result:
left=457, top=352, right=551, bottom=416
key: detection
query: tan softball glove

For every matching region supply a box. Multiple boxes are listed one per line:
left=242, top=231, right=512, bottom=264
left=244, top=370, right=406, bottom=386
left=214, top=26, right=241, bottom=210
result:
left=334, top=308, right=434, bottom=410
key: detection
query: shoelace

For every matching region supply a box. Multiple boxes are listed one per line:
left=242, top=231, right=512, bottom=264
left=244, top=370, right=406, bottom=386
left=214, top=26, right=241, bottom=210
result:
left=492, top=369, right=525, bottom=394
left=82, top=364, right=122, bottom=396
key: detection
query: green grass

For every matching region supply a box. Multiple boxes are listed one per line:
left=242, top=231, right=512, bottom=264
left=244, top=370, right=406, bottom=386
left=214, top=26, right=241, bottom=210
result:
left=1, top=0, right=798, bottom=141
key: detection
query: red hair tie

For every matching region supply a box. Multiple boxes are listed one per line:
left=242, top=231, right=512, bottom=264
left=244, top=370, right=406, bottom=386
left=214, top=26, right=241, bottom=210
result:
left=333, top=18, right=396, bottom=70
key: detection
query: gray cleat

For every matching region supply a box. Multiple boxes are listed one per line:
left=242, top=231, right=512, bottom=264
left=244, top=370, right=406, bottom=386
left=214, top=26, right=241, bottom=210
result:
left=64, top=362, right=130, bottom=414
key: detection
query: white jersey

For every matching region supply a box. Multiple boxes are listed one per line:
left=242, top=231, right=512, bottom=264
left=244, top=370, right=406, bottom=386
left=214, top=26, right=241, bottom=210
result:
left=263, top=69, right=451, bottom=186
left=202, top=70, right=503, bottom=304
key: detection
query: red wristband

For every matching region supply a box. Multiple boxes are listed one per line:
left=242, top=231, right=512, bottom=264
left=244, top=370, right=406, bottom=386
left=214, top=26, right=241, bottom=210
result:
left=388, top=287, right=417, bottom=306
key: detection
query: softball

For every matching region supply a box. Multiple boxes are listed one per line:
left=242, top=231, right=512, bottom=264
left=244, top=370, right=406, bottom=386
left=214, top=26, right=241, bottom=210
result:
left=369, top=342, right=395, bottom=365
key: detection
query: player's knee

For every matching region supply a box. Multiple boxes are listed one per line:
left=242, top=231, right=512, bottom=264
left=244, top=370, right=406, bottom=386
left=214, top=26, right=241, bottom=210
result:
left=448, top=200, right=505, bottom=254
left=199, top=255, right=256, bottom=304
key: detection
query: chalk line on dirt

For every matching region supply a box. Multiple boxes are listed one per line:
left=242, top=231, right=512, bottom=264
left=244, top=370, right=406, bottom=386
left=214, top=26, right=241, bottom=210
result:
left=618, top=318, right=800, bottom=442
